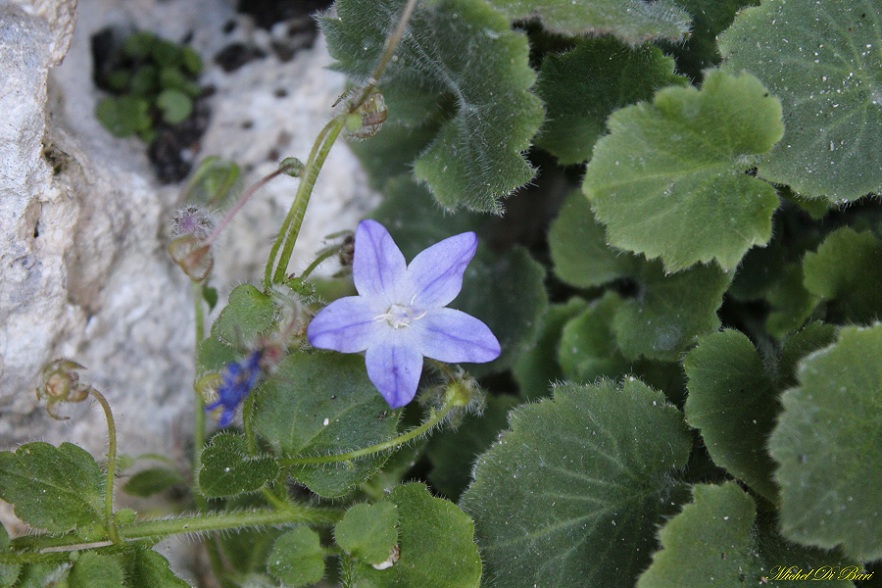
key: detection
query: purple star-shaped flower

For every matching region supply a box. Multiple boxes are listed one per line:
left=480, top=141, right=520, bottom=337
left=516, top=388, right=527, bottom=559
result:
left=307, top=220, right=501, bottom=408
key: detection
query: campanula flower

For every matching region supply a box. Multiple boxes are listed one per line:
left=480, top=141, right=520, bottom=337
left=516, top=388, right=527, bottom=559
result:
left=206, top=350, right=263, bottom=427
left=307, top=220, right=501, bottom=408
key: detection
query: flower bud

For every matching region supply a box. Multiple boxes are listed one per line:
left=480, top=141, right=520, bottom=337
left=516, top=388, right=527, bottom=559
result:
left=168, top=234, right=213, bottom=282
left=279, top=157, right=305, bottom=178
left=344, top=89, right=387, bottom=140
left=35, top=359, right=96, bottom=420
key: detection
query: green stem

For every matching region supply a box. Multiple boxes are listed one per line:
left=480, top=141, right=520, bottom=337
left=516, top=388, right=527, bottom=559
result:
left=353, top=0, right=419, bottom=107
left=90, top=390, right=121, bottom=544
left=281, top=400, right=454, bottom=467
left=266, top=117, right=346, bottom=286
left=205, top=168, right=285, bottom=246
left=11, top=506, right=344, bottom=553
left=298, top=248, right=340, bottom=281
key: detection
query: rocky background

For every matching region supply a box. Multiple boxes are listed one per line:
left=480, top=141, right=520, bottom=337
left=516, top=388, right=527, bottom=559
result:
left=0, top=0, right=376, bottom=470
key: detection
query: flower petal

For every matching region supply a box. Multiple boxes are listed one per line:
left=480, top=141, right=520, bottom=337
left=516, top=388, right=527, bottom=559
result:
left=353, top=220, right=407, bottom=303
left=405, top=231, right=478, bottom=308
left=365, top=333, right=424, bottom=408
left=307, top=296, right=384, bottom=353
left=416, top=308, right=501, bottom=364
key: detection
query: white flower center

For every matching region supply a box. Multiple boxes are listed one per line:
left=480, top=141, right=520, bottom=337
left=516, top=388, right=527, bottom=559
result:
left=377, top=303, right=425, bottom=329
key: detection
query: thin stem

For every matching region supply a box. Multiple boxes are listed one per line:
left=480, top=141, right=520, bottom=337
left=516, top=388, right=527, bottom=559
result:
left=205, top=168, right=285, bottom=246
left=11, top=506, right=345, bottom=552
left=281, top=399, right=454, bottom=467
left=90, top=390, right=121, bottom=544
left=268, top=117, right=346, bottom=285
left=298, top=248, right=339, bottom=281
left=353, top=0, right=418, bottom=107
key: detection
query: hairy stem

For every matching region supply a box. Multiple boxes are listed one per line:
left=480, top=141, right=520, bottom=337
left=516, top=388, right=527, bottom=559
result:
left=89, top=390, right=121, bottom=544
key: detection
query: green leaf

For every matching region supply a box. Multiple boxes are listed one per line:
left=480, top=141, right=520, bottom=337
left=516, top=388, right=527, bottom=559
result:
left=156, top=89, right=193, bottom=125
left=334, top=502, right=399, bottom=565
left=485, top=0, right=691, bottom=43
left=129, top=65, right=159, bottom=97
left=513, top=298, right=588, bottom=400
left=267, top=527, right=325, bottom=587
left=372, top=177, right=548, bottom=376
left=770, top=324, right=882, bottom=561
left=123, top=467, right=185, bottom=498
left=461, top=379, right=692, bottom=588
left=0, top=524, right=20, bottom=588
left=720, top=0, right=882, bottom=200
left=662, top=0, right=760, bottom=81
left=427, top=395, right=520, bottom=501
left=12, top=563, right=67, bottom=588
left=69, top=552, right=126, bottom=588
left=549, top=191, right=640, bottom=289
left=198, top=433, right=279, bottom=498
left=684, top=325, right=836, bottom=498
left=559, top=291, right=631, bottom=382
left=803, top=227, right=882, bottom=324
left=253, top=352, right=400, bottom=497
left=350, top=483, right=481, bottom=587
left=201, top=285, right=218, bottom=311
left=535, top=38, right=686, bottom=164
left=197, top=283, right=275, bottom=373
left=151, top=38, right=184, bottom=68
left=181, top=46, right=202, bottom=75
left=123, top=31, right=157, bottom=59
left=583, top=70, right=783, bottom=272
left=613, top=260, right=731, bottom=361
left=124, top=549, right=191, bottom=587
left=637, top=483, right=857, bottom=588
left=95, top=96, right=152, bottom=138
left=323, top=0, right=544, bottom=212
left=0, top=442, right=104, bottom=534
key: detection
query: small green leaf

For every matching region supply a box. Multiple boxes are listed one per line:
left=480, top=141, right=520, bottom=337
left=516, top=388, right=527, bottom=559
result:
left=151, top=39, right=184, bottom=67
left=123, top=467, right=185, bottom=498
left=253, top=352, right=400, bottom=497
left=156, top=89, right=193, bottom=125
left=123, top=31, right=157, bottom=59
left=613, top=260, right=731, bottom=361
left=559, top=292, right=631, bottom=382
left=201, top=285, right=218, bottom=311
left=197, top=284, right=275, bottom=373
left=803, top=227, right=882, bottom=324
left=334, top=502, right=399, bottom=565
left=129, top=65, right=159, bottom=97
left=124, top=549, right=191, bottom=588
left=720, top=0, right=882, bottom=200
left=323, top=0, right=544, bottom=212
left=637, top=483, right=857, bottom=588
left=427, top=395, right=520, bottom=501
left=583, top=70, right=783, bottom=272
left=69, top=553, right=126, bottom=588
left=10, top=563, right=66, bottom=588
left=0, top=442, right=104, bottom=534
left=198, top=433, right=279, bottom=498
left=350, top=483, right=481, bottom=587
left=549, top=191, right=640, bottom=289
left=485, top=0, right=691, bottom=43
left=513, top=298, right=588, bottom=400
left=535, top=38, right=686, bottom=164
left=684, top=325, right=836, bottom=503
left=461, top=379, right=692, bottom=588
left=181, top=46, right=202, bottom=75
left=96, top=96, right=152, bottom=138
left=267, top=527, right=325, bottom=587
left=770, top=324, right=882, bottom=561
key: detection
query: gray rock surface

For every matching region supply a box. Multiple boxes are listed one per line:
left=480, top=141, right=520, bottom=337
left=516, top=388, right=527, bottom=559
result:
left=0, top=0, right=376, bottom=465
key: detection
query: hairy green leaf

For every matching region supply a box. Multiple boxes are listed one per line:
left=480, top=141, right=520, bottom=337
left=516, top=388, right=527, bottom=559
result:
left=350, top=483, right=481, bottom=587
left=583, top=70, right=783, bottom=272
left=613, top=261, right=731, bottom=361
left=485, top=0, right=691, bottom=43
left=720, top=0, right=882, bottom=200
left=0, top=524, right=19, bottom=587
left=323, top=0, right=543, bottom=212
left=803, top=227, right=882, bottom=324
left=334, top=502, right=399, bottom=565
left=0, top=442, right=104, bottom=534
left=69, top=553, right=126, bottom=588
left=536, top=39, right=686, bottom=164
left=684, top=327, right=834, bottom=502
left=124, top=549, right=191, bottom=588
left=638, top=483, right=856, bottom=588
left=559, top=292, right=631, bottom=382
left=198, top=433, right=278, bottom=498
left=197, top=284, right=275, bottom=373
left=461, top=379, right=691, bottom=588
left=770, top=324, right=882, bottom=561
left=549, top=191, right=640, bottom=289
left=123, top=467, right=185, bottom=498
left=253, top=352, right=400, bottom=497
left=267, top=528, right=325, bottom=587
